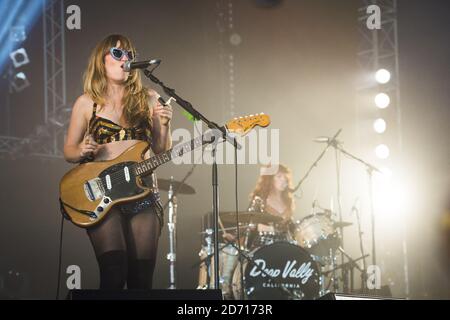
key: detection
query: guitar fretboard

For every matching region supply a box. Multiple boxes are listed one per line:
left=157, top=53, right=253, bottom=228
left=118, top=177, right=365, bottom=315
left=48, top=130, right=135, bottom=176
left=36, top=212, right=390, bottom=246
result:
left=132, top=131, right=217, bottom=176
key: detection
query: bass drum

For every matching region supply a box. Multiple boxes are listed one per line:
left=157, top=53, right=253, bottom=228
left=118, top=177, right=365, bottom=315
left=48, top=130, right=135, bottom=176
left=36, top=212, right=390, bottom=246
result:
left=231, top=242, right=321, bottom=300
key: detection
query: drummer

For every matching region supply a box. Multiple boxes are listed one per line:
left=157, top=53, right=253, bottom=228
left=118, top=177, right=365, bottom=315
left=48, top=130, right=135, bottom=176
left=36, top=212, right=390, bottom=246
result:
left=219, top=164, right=296, bottom=246
left=246, top=164, right=296, bottom=246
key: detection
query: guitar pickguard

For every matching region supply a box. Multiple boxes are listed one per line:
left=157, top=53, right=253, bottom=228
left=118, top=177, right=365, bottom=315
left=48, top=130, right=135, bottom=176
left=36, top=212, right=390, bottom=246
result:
left=99, top=161, right=147, bottom=201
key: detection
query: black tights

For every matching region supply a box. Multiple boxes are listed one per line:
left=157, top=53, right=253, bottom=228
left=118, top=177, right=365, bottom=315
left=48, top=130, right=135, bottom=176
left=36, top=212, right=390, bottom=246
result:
left=87, top=206, right=161, bottom=289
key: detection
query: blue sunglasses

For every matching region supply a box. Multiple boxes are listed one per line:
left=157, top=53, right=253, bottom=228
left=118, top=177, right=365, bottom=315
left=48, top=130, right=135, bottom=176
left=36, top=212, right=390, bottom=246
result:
left=109, top=47, right=134, bottom=61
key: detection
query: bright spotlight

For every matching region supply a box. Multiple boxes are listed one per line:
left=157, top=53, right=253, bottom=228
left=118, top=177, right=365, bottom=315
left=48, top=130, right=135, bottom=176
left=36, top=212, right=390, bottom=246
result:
left=375, top=144, right=390, bottom=159
left=373, top=118, right=387, bottom=133
left=375, top=69, right=391, bottom=84
left=375, top=93, right=390, bottom=109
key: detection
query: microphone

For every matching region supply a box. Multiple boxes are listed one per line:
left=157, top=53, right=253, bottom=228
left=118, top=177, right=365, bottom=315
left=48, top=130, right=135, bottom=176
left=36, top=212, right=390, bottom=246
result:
left=312, top=136, right=342, bottom=145
left=122, top=59, right=161, bottom=72
left=313, top=136, right=332, bottom=143
left=313, top=128, right=343, bottom=144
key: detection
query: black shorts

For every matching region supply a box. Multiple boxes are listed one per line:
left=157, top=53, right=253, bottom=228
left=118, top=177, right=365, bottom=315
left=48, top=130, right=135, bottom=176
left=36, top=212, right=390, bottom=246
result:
left=119, top=192, right=164, bottom=231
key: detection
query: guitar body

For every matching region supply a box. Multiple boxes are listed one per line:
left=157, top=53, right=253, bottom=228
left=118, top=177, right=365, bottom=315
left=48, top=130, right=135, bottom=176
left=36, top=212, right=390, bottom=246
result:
left=59, top=141, right=153, bottom=228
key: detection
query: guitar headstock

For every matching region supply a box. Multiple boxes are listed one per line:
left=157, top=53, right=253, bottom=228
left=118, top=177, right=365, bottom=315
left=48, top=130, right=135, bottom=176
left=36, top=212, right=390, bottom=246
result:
left=226, top=113, right=271, bottom=136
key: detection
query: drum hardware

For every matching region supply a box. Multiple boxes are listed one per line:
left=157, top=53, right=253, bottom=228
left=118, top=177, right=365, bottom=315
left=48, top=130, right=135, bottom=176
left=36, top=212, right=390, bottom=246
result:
left=161, top=164, right=197, bottom=289
left=166, top=176, right=178, bottom=289
left=322, top=253, right=370, bottom=293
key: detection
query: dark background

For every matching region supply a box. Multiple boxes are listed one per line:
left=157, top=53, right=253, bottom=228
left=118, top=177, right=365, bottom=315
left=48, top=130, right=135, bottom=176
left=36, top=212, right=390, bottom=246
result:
left=0, top=0, right=448, bottom=299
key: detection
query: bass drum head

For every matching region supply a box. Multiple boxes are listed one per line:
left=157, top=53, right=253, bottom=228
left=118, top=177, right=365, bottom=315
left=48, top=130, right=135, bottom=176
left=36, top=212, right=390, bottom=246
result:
left=232, top=242, right=321, bottom=300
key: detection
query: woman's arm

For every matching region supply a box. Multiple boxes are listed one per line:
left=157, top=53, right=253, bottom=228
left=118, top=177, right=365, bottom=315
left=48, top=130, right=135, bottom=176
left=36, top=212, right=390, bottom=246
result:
left=63, top=94, right=99, bottom=163
left=150, top=91, right=173, bottom=154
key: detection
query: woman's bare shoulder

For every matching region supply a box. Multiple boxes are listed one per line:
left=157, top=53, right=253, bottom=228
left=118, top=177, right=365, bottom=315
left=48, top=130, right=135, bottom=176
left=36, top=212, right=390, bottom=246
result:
left=72, top=93, right=94, bottom=115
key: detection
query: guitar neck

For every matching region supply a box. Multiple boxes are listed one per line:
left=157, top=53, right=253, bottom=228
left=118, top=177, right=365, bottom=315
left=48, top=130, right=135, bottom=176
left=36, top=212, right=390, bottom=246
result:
left=132, top=128, right=223, bottom=177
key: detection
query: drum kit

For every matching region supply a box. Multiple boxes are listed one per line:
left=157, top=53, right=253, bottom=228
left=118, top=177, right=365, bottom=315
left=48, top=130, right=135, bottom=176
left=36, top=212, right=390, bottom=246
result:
left=196, top=206, right=364, bottom=300
left=158, top=176, right=366, bottom=300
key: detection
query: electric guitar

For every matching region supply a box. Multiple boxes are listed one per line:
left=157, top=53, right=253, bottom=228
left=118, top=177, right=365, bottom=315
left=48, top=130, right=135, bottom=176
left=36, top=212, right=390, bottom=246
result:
left=59, top=114, right=270, bottom=227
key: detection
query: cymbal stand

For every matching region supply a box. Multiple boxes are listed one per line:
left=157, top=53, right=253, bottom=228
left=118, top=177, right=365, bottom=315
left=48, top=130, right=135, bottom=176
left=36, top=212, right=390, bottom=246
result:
left=167, top=176, right=177, bottom=289
left=163, top=165, right=197, bottom=289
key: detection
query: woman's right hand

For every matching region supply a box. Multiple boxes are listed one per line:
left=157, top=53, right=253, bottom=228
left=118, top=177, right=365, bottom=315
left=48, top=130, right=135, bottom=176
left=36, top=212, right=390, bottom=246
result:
left=79, top=134, right=100, bottom=159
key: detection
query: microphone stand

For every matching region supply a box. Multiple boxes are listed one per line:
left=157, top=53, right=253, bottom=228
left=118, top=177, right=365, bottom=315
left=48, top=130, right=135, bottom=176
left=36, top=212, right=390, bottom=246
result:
left=327, top=140, right=381, bottom=270
left=143, top=69, right=241, bottom=290
left=291, top=129, right=342, bottom=193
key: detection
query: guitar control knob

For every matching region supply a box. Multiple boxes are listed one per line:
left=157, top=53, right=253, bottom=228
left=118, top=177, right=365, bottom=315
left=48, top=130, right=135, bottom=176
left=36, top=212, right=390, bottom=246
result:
left=103, top=198, right=110, bottom=204
left=97, top=206, right=104, bottom=212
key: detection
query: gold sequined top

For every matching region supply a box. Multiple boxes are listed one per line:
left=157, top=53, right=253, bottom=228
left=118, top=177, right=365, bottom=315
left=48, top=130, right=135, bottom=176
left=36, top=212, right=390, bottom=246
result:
left=88, top=103, right=149, bottom=144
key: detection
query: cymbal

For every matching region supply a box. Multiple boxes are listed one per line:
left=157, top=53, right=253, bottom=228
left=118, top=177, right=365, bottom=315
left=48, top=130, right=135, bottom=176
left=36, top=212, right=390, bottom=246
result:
left=157, top=179, right=196, bottom=195
left=333, top=221, right=353, bottom=228
left=219, top=211, right=283, bottom=225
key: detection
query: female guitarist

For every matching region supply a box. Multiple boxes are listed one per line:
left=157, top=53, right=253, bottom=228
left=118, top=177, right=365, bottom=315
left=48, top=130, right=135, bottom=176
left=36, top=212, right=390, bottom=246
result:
left=63, top=34, right=172, bottom=290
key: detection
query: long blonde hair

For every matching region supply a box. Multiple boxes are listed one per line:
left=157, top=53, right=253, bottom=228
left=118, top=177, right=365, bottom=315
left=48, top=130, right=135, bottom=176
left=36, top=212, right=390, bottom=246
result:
left=250, top=164, right=295, bottom=219
left=83, top=34, right=152, bottom=128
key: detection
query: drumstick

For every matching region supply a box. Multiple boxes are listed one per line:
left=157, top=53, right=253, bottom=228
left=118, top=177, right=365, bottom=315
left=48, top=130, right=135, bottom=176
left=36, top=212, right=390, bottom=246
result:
left=218, top=217, right=227, bottom=234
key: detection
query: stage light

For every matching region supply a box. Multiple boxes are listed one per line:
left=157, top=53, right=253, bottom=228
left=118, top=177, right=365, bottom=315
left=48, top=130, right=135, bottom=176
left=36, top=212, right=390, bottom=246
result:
left=9, top=48, right=29, bottom=68
left=0, top=0, right=44, bottom=73
left=375, top=93, right=390, bottom=109
left=375, top=69, right=391, bottom=84
left=11, top=72, right=30, bottom=92
left=375, top=144, right=390, bottom=159
left=9, top=26, right=26, bottom=42
left=373, top=118, right=386, bottom=133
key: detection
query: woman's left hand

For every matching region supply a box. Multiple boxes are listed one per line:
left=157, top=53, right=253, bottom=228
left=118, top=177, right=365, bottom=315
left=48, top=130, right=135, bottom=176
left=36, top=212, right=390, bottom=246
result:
left=152, top=102, right=173, bottom=126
